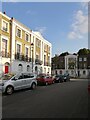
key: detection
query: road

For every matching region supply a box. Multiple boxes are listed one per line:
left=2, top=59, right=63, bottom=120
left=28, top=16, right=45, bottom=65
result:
left=2, top=79, right=89, bottom=119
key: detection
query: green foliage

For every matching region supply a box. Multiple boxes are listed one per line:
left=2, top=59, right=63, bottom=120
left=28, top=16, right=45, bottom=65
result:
left=78, top=48, right=90, bottom=55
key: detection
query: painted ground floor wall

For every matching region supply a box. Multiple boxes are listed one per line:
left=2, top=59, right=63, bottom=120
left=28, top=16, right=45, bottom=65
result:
left=0, top=59, right=51, bottom=75
left=0, top=57, right=10, bottom=77
left=52, top=69, right=77, bottom=77
left=52, top=69, right=90, bottom=78
left=11, top=60, right=51, bottom=74
left=78, top=69, right=90, bottom=78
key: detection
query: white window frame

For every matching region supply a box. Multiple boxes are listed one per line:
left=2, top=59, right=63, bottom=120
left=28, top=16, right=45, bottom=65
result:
left=1, top=35, right=9, bottom=52
left=84, top=57, right=87, bottom=61
left=79, top=57, right=82, bottom=62
left=84, top=63, right=86, bottom=68
left=25, top=32, right=30, bottom=42
left=2, top=19, right=9, bottom=33
left=36, top=38, right=41, bottom=48
left=16, top=27, right=22, bottom=39
left=16, top=41, right=22, bottom=54
left=44, top=44, right=47, bottom=51
left=25, top=45, right=29, bottom=57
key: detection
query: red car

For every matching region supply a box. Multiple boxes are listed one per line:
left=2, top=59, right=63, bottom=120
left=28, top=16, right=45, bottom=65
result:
left=36, top=74, right=54, bottom=85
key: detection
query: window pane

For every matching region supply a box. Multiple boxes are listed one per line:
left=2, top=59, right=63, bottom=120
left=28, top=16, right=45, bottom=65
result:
left=79, top=58, right=82, bottom=61
left=3, top=21, right=8, bottom=31
left=17, top=29, right=21, bottom=37
left=2, top=39, right=7, bottom=54
left=17, top=44, right=21, bottom=53
left=26, top=34, right=29, bottom=41
left=26, top=47, right=28, bottom=56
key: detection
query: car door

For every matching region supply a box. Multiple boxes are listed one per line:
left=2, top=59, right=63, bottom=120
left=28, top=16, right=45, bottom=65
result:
left=23, top=74, right=32, bottom=88
left=49, top=76, right=53, bottom=84
left=11, top=74, right=26, bottom=90
left=45, top=76, right=50, bottom=84
left=25, top=74, right=35, bottom=87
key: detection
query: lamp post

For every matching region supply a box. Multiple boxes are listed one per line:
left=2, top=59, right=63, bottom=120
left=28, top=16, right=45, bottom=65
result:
left=31, top=43, right=34, bottom=73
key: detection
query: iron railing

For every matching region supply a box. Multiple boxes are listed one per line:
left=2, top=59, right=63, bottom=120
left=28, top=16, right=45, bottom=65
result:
left=1, top=51, right=10, bottom=58
left=15, top=53, right=32, bottom=62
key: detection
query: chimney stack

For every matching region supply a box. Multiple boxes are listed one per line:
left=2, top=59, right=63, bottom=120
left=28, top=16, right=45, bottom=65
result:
left=3, top=12, right=6, bottom=14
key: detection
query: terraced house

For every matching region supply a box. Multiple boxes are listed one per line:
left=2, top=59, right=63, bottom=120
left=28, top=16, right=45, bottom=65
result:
left=0, top=12, right=11, bottom=76
left=0, top=12, right=52, bottom=76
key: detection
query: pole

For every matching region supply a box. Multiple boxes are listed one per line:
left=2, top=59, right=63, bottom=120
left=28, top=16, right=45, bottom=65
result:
left=32, top=47, right=33, bottom=73
left=31, top=43, right=34, bottom=73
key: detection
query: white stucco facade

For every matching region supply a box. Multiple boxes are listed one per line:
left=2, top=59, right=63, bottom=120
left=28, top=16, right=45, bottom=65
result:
left=65, top=54, right=78, bottom=77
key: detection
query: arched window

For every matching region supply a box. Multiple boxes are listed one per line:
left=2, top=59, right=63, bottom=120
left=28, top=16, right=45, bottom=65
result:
left=83, top=70, right=86, bottom=75
left=35, top=66, right=38, bottom=72
left=27, top=65, right=30, bottom=72
left=55, top=70, right=57, bottom=75
left=18, top=64, right=23, bottom=72
left=40, top=67, right=43, bottom=73
left=59, top=70, right=62, bottom=74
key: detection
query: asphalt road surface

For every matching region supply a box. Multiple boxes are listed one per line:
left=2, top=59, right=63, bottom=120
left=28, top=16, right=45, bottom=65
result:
left=2, top=79, right=89, bottom=119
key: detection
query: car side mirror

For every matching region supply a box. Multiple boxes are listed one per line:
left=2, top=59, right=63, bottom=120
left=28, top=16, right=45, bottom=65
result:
left=12, top=77, right=18, bottom=81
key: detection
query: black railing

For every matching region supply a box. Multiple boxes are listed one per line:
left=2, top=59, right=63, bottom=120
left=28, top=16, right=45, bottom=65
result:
left=35, top=59, right=43, bottom=65
left=1, top=51, right=10, bottom=58
left=15, top=53, right=32, bottom=62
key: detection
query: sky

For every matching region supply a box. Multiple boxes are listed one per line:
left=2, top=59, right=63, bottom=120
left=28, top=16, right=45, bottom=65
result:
left=0, top=1, right=88, bottom=57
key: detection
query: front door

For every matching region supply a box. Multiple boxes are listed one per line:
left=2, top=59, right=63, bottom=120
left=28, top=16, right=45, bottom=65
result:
left=5, top=66, right=8, bottom=74
left=78, top=71, right=80, bottom=77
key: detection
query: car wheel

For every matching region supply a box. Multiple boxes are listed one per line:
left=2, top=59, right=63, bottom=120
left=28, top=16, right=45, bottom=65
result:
left=45, top=82, right=48, bottom=86
left=64, top=79, right=66, bottom=82
left=52, top=81, right=54, bottom=84
left=6, top=86, right=14, bottom=95
left=58, top=80, right=60, bottom=83
left=31, top=83, right=36, bottom=90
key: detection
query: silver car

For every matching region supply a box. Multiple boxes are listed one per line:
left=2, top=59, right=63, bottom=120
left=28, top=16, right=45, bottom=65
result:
left=0, top=73, right=37, bottom=95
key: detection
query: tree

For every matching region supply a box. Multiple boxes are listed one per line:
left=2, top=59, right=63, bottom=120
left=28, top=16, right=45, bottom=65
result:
left=59, top=52, right=69, bottom=56
left=78, top=48, right=90, bottom=55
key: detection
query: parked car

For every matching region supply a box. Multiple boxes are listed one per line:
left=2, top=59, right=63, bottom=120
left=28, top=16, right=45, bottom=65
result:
left=53, top=74, right=64, bottom=83
left=36, top=74, right=54, bottom=85
left=0, top=73, right=37, bottom=95
left=63, top=73, right=70, bottom=82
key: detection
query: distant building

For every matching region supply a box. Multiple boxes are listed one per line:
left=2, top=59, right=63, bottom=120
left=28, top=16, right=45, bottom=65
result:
left=52, top=55, right=65, bottom=75
left=65, top=54, right=77, bottom=77
left=52, top=53, right=90, bottom=78
left=52, top=54, right=77, bottom=77
left=77, top=54, right=90, bottom=78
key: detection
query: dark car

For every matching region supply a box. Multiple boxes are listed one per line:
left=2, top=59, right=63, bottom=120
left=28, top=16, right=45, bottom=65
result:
left=36, top=74, right=54, bottom=85
left=63, top=73, right=70, bottom=82
left=53, top=74, right=64, bottom=83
